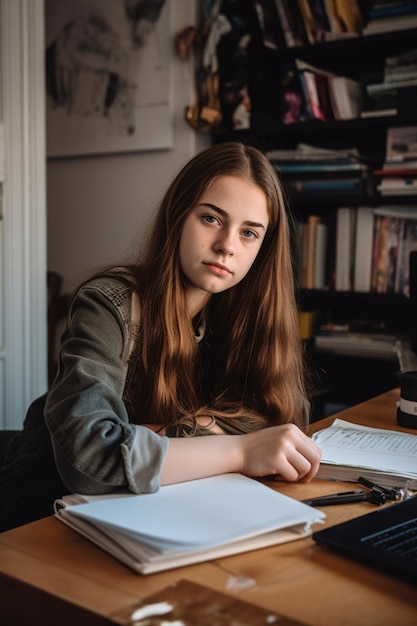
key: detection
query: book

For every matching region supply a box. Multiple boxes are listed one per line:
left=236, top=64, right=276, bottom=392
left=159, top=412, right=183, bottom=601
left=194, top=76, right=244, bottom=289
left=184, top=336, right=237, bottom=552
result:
left=385, top=126, right=417, bottom=162
left=275, top=162, right=365, bottom=173
left=294, top=59, right=335, bottom=121
left=304, top=214, right=321, bottom=288
left=266, top=142, right=365, bottom=163
left=291, top=178, right=362, bottom=192
left=281, top=0, right=309, bottom=46
left=396, top=217, right=417, bottom=295
left=335, top=207, right=355, bottom=291
left=312, top=419, right=417, bottom=490
left=370, top=212, right=403, bottom=293
left=384, top=48, right=417, bottom=85
left=353, top=207, right=374, bottom=292
left=305, top=0, right=332, bottom=43
left=274, top=0, right=296, bottom=47
left=53, top=473, right=325, bottom=575
left=370, top=205, right=417, bottom=295
left=296, top=0, right=316, bottom=45
left=363, top=14, right=417, bottom=35
left=377, top=178, right=417, bottom=196
left=314, top=221, right=328, bottom=289
left=314, top=330, right=399, bottom=360
left=327, top=75, right=363, bottom=120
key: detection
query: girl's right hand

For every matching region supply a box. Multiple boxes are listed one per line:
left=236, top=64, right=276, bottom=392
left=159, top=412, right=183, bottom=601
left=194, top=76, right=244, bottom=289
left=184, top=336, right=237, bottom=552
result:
left=239, top=423, right=322, bottom=483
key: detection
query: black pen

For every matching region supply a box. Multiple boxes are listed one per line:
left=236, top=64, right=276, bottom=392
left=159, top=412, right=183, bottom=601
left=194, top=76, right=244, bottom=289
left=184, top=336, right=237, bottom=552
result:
left=302, top=490, right=372, bottom=507
left=357, top=476, right=405, bottom=501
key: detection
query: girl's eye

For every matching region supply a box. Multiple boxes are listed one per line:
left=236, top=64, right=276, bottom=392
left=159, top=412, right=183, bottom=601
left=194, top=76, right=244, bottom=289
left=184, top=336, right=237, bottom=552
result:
left=242, top=229, right=257, bottom=240
left=202, top=215, right=219, bottom=225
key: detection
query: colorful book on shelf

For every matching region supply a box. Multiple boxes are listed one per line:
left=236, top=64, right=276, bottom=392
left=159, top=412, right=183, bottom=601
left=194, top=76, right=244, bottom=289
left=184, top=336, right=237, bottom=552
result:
left=370, top=206, right=417, bottom=295
left=396, top=218, right=417, bottom=296
left=53, top=473, right=325, bottom=575
left=294, top=59, right=333, bottom=121
left=370, top=213, right=403, bottom=293
left=312, top=419, right=417, bottom=490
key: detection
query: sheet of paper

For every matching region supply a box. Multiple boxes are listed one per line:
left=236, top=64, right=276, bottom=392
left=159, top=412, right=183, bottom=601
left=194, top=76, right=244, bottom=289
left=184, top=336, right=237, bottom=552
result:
left=313, top=419, right=417, bottom=476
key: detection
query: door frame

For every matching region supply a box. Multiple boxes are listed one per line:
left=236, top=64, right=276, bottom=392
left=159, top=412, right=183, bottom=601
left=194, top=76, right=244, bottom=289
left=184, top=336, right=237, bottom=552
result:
left=1, top=0, right=47, bottom=427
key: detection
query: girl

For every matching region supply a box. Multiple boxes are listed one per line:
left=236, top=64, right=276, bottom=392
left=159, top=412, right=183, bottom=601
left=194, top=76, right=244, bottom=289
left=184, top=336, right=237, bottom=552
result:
left=0, top=142, right=321, bottom=532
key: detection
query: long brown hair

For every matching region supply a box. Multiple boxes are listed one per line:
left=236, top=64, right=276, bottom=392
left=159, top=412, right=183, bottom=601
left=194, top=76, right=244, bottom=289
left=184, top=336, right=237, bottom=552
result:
left=122, top=142, right=309, bottom=432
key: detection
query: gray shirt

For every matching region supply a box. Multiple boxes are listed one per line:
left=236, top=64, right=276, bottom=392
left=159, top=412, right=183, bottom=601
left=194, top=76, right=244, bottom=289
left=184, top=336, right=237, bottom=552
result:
left=45, top=276, right=169, bottom=495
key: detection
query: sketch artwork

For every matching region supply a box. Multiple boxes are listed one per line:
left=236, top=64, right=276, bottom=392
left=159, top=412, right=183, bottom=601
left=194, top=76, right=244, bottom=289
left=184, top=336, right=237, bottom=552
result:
left=45, top=0, right=171, bottom=157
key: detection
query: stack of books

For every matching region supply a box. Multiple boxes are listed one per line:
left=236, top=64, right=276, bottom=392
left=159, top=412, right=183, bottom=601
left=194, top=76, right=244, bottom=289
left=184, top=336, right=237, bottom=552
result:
left=274, top=0, right=364, bottom=47
left=366, top=49, right=417, bottom=111
left=314, top=324, right=400, bottom=360
left=374, top=126, right=417, bottom=197
left=293, top=59, right=363, bottom=122
left=292, top=203, right=417, bottom=295
left=333, top=204, right=417, bottom=295
left=363, top=1, right=417, bottom=35
left=267, top=143, right=371, bottom=199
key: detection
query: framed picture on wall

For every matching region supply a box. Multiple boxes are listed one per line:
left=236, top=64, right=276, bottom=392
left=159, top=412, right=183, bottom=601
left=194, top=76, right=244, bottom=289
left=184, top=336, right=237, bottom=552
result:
left=45, top=0, right=172, bottom=158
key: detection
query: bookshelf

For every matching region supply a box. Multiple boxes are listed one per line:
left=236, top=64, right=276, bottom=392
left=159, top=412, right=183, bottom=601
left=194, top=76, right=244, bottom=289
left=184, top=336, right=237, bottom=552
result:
left=209, top=1, right=417, bottom=418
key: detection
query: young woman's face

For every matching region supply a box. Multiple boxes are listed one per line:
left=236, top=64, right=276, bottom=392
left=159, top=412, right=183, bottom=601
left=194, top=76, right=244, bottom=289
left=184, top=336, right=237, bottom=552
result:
left=179, top=175, right=269, bottom=313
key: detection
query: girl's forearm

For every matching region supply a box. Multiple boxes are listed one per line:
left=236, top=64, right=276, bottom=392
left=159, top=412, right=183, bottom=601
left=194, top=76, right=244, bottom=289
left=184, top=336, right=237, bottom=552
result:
left=160, top=435, right=243, bottom=485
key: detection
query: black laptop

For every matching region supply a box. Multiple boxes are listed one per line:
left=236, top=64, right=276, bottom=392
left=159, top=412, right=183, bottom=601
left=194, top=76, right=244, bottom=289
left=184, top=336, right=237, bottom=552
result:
left=312, top=496, right=417, bottom=583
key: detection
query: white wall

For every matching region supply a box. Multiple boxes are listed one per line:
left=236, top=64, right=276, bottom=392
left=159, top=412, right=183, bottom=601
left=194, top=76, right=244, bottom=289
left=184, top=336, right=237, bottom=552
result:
left=47, top=0, right=209, bottom=294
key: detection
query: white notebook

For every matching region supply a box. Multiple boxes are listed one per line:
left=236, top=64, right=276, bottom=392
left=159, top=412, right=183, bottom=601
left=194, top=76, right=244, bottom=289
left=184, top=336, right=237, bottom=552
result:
left=313, top=419, right=417, bottom=489
left=54, top=473, right=325, bottom=574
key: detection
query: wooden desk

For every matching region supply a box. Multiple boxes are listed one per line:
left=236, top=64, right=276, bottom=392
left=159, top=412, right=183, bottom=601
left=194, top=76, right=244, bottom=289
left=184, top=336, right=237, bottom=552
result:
left=1, top=388, right=417, bottom=626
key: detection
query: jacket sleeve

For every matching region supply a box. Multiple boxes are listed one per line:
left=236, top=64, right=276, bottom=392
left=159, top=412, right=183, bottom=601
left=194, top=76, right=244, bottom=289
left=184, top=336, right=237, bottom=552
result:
left=44, top=280, right=168, bottom=495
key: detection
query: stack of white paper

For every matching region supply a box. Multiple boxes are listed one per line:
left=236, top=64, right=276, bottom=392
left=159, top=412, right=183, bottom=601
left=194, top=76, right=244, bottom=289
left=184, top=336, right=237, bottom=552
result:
left=54, top=473, right=325, bottom=574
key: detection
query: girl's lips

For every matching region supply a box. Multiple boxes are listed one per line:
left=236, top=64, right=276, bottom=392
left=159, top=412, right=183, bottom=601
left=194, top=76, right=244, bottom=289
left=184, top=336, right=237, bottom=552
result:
left=203, top=262, right=231, bottom=276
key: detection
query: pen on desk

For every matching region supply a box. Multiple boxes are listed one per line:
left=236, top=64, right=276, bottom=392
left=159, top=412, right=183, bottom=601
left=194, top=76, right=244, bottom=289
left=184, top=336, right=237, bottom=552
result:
left=357, top=476, right=405, bottom=501
left=302, top=490, right=369, bottom=507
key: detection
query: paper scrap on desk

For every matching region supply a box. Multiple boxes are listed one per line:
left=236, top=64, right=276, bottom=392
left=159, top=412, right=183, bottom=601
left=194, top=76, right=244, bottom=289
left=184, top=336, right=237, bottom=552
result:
left=313, top=419, right=417, bottom=477
left=111, top=579, right=309, bottom=625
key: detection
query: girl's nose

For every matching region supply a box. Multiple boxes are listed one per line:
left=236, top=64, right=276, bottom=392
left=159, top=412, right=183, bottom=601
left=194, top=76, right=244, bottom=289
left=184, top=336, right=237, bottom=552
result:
left=214, top=230, right=235, bottom=256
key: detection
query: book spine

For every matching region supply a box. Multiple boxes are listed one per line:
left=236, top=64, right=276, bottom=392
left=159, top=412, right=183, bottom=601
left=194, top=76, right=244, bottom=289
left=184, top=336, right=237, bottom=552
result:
left=274, top=0, right=296, bottom=46
left=305, top=214, right=321, bottom=289
left=335, top=207, right=354, bottom=291
left=314, top=221, right=328, bottom=289
left=282, top=0, right=308, bottom=46
left=297, top=0, right=316, bottom=44
left=353, top=208, right=374, bottom=292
